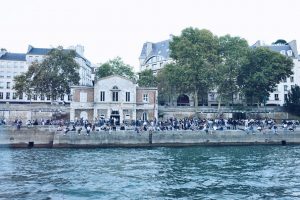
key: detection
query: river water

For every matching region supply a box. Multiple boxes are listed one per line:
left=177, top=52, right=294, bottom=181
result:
left=0, top=146, right=300, bottom=200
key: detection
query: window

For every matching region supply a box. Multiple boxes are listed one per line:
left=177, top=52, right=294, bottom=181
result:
left=284, top=94, right=288, bottom=101
left=112, top=86, right=119, bottom=102
left=275, top=94, right=279, bottom=100
left=126, top=92, right=130, bottom=102
left=80, top=92, right=87, bottom=102
left=100, top=91, right=105, bottom=101
left=142, top=112, right=148, bottom=121
left=68, top=95, right=72, bottom=101
left=60, top=95, right=64, bottom=101
left=0, top=82, right=4, bottom=89
left=52, top=95, right=56, bottom=100
left=287, top=50, right=293, bottom=57
left=19, top=93, right=23, bottom=100
left=6, top=82, right=10, bottom=89
left=47, top=95, right=51, bottom=100
left=112, top=91, right=118, bottom=101
left=0, top=92, right=3, bottom=99
left=41, top=95, right=45, bottom=100
left=284, top=85, right=288, bottom=91
left=33, top=95, right=37, bottom=100
left=27, top=95, right=31, bottom=100
left=290, top=76, right=294, bottom=83
left=143, top=94, right=149, bottom=103
left=273, top=86, right=278, bottom=91
left=13, top=93, right=17, bottom=99
left=6, top=92, right=10, bottom=99
left=210, top=93, right=215, bottom=101
left=283, top=78, right=287, bottom=83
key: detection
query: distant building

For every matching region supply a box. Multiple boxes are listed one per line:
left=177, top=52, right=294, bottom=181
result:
left=70, top=75, right=158, bottom=123
left=0, top=45, right=93, bottom=104
left=253, top=40, right=300, bottom=106
left=139, top=36, right=173, bottom=75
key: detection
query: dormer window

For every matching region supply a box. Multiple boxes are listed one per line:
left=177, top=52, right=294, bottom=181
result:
left=287, top=50, right=293, bottom=57
left=280, top=50, right=286, bottom=55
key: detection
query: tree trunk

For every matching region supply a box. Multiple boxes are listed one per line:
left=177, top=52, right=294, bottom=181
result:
left=194, top=90, right=198, bottom=108
left=218, top=96, right=222, bottom=113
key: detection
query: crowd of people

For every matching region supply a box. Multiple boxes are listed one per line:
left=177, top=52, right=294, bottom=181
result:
left=2, top=116, right=299, bottom=135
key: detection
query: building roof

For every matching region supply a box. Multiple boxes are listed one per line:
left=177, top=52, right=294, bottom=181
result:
left=27, top=46, right=52, bottom=55
left=27, top=45, right=91, bottom=67
left=252, top=40, right=299, bottom=58
left=96, top=74, right=136, bottom=84
left=0, top=53, right=26, bottom=61
left=139, top=39, right=170, bottom=60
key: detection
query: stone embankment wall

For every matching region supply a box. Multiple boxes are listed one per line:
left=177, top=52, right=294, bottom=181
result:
left=0, top=126, right=299, bottom=148
left=0, top=126, right=56, bottom=147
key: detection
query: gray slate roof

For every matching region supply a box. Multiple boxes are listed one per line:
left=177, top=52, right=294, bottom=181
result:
left=0, top=53, right=26, bottom=61
left=139, top=39, right=170, bottom=60
left=27, top=47, right=51, bottom=55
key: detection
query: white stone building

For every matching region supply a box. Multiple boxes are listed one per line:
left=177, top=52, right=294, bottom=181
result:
left=0, top=45, right=93, bottom=104
left=253, top=40, right=300, bottom=106
left=70, top=75, right=158, bottom=123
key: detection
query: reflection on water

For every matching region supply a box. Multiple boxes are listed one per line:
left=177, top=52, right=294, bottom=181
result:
left=0, top=146, right=300, bottom=199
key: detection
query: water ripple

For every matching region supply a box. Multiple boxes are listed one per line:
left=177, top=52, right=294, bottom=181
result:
left=0, top=146, right=300, bottom=199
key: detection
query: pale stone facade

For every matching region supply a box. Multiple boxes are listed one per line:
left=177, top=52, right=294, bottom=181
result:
left=70, top=75, right=158, bottom=123
left=0, top=45, right=92, bottom=104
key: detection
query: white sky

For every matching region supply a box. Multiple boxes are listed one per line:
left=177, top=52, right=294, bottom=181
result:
left=1, top=0, right=300, bottom=71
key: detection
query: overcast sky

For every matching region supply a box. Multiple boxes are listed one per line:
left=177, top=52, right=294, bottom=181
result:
left=1, top=0, right=299, bottom=71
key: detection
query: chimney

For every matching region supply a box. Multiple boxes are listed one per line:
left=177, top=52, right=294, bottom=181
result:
left=0, top=48, right=7, bottom=57
left=146, top=42, right=152, bottom=57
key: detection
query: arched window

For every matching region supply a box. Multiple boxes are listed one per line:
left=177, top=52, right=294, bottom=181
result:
left=111, top=86, right=119, bottom=102
left=177, top=94, right=189, bottom=106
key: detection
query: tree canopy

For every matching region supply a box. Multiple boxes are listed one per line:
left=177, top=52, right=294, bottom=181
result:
left=95, top=57, right=136, bottom=80
left=216, top=35, right=249, bottom=107
left=237, top=47, right=294, bottom=105
left=168, top=27, right=220, bottom=107
left=285, top=85, right=300, bottom=116
left=13, top=47, right=80, bottom=99
left=137, top=69, right=157, bottom=87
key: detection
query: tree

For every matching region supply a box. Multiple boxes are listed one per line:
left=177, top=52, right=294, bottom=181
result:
left=216, top=35, right=249, bottom=110
left=157, top=63, right=186, bottom=105
left=285, top=85, right=300, bottom=115
left=137, top=69, right=157, bottom=87
left=237, top=47, right=294, bottom=105
left=13, top=47, right=80, bottom=100
left=169, top=27, right=220, bottom=107
left=95, top=57, right=136, bottom=80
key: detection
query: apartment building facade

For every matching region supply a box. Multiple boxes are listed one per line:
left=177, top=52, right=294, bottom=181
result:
left=0, top=45, right=92, bottom=104
left=70, top=75, right=158, bottom=123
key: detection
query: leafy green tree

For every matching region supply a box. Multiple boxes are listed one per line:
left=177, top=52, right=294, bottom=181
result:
left=157, top=63, right=186, bottom=105
left=169, top=27, right=220, bottom=107
left=137, top=69, right=157, bottom=87
left=95, top=57, right=136, bottom=80
left=216, top=35, right=249, bottom=110
left=285, top=85, right=300, bottom=115
left=237, top=47, right=294, bottom=105
left=14, top=47, right=80, bottom=99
